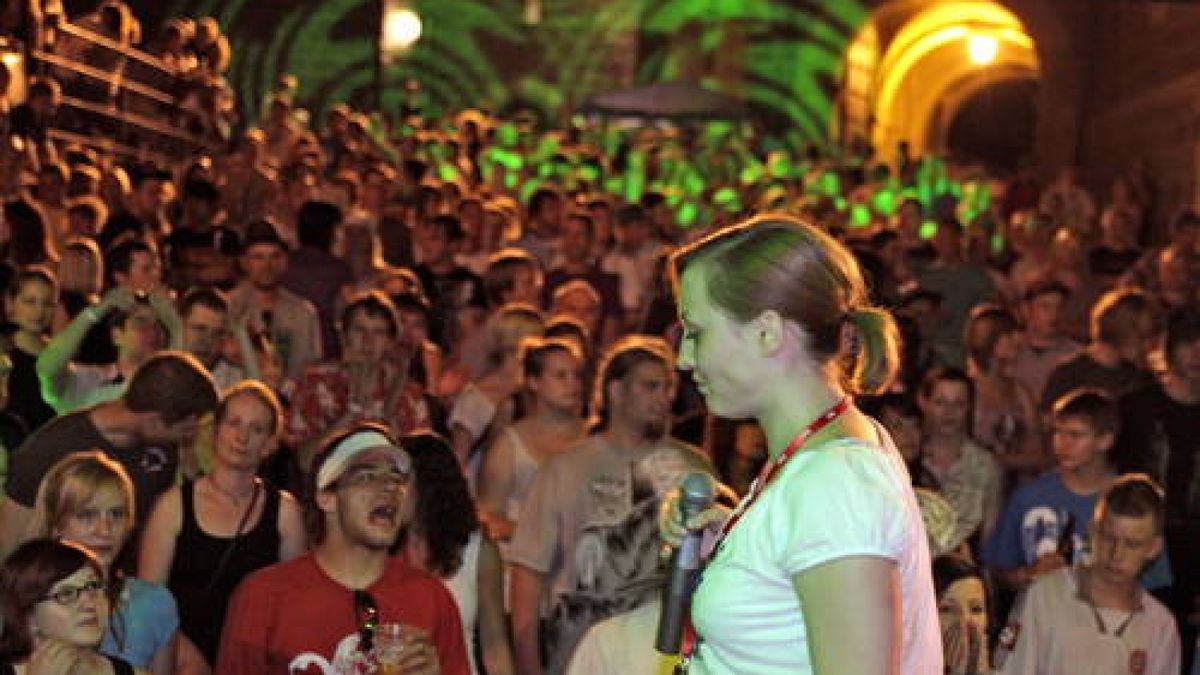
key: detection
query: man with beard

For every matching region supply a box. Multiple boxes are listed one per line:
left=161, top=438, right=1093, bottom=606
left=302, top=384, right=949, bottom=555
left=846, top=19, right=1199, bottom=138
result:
left=509, top=336, right=712, bottom=675
left=217, top=423, right=469, bottom=675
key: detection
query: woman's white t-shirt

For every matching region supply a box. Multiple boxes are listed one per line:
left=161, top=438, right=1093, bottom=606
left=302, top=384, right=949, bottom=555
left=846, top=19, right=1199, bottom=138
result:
left=689, top=421, right=942, bottom=674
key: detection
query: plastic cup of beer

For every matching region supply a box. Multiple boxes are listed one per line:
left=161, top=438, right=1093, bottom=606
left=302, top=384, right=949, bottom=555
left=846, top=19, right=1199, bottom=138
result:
left=375, top=623, right=405, bottom=675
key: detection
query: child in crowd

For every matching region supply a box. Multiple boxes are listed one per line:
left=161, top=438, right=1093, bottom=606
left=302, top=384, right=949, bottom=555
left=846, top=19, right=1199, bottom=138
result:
left=994, top=474, right=1180, bottom=675
left=985, top=388, right=1118, bottom=589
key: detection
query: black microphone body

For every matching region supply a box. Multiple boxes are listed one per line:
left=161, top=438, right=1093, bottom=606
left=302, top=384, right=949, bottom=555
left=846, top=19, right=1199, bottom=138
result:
left=656, top=471, right=716, bottom=655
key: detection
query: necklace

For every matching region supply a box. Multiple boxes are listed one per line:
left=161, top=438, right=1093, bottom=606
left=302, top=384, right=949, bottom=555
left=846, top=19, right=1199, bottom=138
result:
left=205, top=475, right=260, bottom=504
left=1080, top=569, right=1139, bottom=638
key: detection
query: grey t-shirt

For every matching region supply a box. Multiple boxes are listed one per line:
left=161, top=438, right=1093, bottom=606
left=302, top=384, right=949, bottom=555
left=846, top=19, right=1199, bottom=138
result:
left=5, top=410, right=177, bottom=528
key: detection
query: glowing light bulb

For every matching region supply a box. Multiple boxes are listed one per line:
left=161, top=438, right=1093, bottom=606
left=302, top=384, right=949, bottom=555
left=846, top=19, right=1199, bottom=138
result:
left=382, top=7, right=422, bottom=53
left=967, top=34, right=998, bottom=65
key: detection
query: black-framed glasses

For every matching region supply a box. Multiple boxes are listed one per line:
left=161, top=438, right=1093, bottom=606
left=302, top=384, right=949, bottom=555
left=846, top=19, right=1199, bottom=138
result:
left=354, top=589, right=379, bottom=652
left=40, top=579, right=107, bottom=606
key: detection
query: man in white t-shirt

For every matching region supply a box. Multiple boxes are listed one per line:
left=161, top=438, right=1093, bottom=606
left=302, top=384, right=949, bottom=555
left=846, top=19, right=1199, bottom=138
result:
left=994, top=474, right=1180, bottom=675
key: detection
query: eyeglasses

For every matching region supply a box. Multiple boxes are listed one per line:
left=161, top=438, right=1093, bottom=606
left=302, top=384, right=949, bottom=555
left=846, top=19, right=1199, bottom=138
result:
left=340, top=468, right=410, bottom=490
left=40, top=579, right=107, bottom=606
left=354, top=589, right=379, bottom=652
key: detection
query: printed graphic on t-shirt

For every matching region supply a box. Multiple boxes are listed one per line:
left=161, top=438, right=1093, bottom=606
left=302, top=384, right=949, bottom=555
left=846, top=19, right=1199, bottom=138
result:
left=288, top=631, right=368, bottom=674
left=547, top=447, right=695, bottom=672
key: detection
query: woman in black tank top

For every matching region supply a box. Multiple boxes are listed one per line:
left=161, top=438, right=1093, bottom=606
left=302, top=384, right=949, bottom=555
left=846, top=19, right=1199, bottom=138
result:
left=137, top=381, right=307, bottom=668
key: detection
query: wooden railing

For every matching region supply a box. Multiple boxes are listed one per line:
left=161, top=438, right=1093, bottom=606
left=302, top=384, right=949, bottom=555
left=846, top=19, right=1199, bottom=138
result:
left=23, top=20, right=220, bottom=164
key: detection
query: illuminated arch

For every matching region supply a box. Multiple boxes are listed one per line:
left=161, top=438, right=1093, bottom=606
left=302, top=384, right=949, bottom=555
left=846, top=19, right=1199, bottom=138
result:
left=860, top=1, right=1039, bottom=165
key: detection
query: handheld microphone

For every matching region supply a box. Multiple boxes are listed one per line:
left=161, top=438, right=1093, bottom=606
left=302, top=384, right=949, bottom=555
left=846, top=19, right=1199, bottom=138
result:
left=655, top=471, right=716, bottom=655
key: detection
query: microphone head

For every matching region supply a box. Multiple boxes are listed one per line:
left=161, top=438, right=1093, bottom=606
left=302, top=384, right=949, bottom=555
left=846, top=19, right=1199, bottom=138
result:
left=678, top=471, right=716, bottom=519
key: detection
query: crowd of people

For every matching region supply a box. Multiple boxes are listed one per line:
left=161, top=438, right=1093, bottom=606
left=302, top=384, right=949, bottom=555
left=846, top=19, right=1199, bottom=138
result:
left=0, top=3, right=1199, bottom=675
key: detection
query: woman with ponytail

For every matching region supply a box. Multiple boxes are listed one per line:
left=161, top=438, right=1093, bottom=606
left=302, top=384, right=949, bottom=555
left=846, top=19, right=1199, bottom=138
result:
left=661, top=214, right=941, bottom=674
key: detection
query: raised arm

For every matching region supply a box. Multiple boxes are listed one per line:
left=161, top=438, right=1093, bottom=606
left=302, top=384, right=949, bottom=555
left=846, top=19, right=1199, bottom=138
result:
left=37, top=287, right=134, bottom=407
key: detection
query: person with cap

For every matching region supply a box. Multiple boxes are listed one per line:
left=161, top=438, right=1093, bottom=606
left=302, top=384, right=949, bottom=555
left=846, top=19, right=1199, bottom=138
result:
left=217, top=422, right=470, bottom=675
left=227, top=217, right=323, bottom=382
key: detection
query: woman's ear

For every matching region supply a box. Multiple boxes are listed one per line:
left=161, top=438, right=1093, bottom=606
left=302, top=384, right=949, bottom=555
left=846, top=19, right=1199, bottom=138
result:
left=752, top=310, right=785, bottom=355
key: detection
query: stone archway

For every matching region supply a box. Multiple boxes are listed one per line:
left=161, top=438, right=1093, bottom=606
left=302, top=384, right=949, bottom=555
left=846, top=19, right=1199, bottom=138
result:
left=849, top=0, right=1040, bottom=167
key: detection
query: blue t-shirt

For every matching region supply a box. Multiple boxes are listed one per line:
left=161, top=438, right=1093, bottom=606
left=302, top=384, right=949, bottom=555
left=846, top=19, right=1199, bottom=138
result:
left=984, top=471, right=1172, bottom=589
left=984, top=472, right=1095, bottom=569
left=100, top=577, right=179, bottom=668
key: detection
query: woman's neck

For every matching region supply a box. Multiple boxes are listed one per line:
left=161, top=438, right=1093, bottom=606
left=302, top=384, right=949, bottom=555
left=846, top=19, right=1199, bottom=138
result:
left=206, top=466, right=259, bottom=501
left=758, top=378, right=846, bottom=461
left=923, top=433, right=965, bottom=462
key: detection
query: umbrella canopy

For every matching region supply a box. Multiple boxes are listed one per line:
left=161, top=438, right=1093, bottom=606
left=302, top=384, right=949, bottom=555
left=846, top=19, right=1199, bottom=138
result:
left=578, top=81, right=747, bottom=121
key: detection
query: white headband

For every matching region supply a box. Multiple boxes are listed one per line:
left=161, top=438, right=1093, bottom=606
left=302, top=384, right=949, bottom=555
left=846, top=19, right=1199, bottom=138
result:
left=316, top=430, right=410, bottom=491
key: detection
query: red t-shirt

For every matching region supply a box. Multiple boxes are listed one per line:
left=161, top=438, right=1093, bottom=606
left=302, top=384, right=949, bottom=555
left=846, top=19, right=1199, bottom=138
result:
left=217, top=552, right=469, bottom=675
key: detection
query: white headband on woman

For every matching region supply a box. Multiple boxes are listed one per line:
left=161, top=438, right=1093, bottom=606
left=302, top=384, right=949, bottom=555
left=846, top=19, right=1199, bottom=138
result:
left=316, top=430, right=411, bottom=491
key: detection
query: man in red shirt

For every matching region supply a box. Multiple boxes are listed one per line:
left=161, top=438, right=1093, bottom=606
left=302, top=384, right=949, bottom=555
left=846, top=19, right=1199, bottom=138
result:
left=217, top=423, right=469, bottom=675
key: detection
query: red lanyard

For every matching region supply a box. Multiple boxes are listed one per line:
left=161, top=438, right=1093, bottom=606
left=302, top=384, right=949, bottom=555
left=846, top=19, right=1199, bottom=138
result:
left=678, top=395, right=852, bottom=670
left=712, top=395, right=852, bottom=551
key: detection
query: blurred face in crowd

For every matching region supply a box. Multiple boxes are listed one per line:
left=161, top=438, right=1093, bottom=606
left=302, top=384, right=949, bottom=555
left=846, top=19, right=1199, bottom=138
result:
left=1091, top=510, right=1161, bottom=586
left=7, top=278, right=56, bottom=337
left=117, top=250, right=162, bottom=293
left=1051, top=415, right=1111, bottom=475
left=552, top=286, right=601, bottom=338
left=342, top=309, right=396, bottom=366
left=131, top=178, right=171, bottom=218
left=1024, top=291, right=1066, bottom=340
left=1168, top=336, right=1200, bottom=385
left=1115, top=311, right=1160, bottom=367
left=182, top=303, right=228, bottom=367
left=938, top=576, right=987, bottom=642
left=610, top=360, right=674, bottom=441
left=396, top=308, right=429, bottom=349
left=241, top=243, right=288, bottom=290
left=733, top=422, right=767, bottom=464
left=505, top=264, right=541, bottom=306
left=112, top=304, right=165, bottom=362
left=560, top=215, right=593, bottom=261
left=920, top=379, right=971, bottom=439
left=615, top=217, right=651, bottom=252
left=140, top=412, right=203, bottom=448
left=530, top=348, right=583, bottom=415
left=31, top=566, right=110, bottom=649
left=54, top=484, right=130, bottom=569
left=532, top=195, right=563, bottom=232
left=215, top=392, right=277, bottom=473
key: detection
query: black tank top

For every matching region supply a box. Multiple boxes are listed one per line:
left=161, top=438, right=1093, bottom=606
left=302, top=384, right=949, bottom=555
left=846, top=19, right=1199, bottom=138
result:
left=167, top=480, right=282, bottom=665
